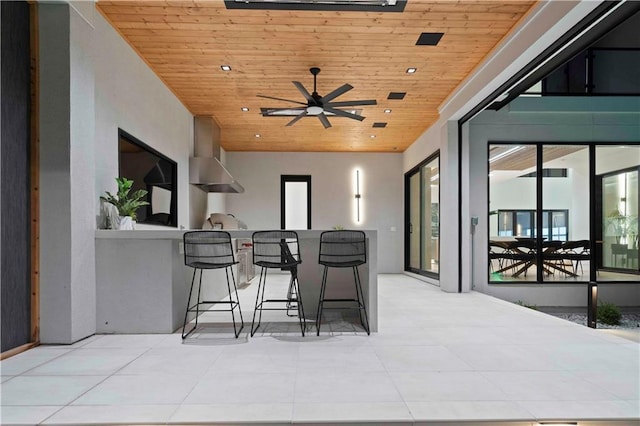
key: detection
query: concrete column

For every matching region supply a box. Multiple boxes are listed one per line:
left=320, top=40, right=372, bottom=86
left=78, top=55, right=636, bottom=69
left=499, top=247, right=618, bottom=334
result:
left=39, top=3, right=96, bottom=343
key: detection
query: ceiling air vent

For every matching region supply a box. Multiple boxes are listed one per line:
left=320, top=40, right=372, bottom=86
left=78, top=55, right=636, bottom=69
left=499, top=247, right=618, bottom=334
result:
left=372, top=122, right=387, bottom=128
left=416, top=32, right=444, bottom=46
left=387, top=92, right=406, bottom=100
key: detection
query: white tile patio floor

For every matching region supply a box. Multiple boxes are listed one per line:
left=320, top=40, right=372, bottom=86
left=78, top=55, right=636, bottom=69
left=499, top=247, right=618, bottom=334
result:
left=1, top=274, right=638, bottom=425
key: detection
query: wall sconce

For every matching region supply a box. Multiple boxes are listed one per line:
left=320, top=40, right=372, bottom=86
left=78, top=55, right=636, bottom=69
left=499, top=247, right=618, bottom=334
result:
left=352, top=168, right=363, bottom=224
left=587, top=282, right=598, bottom=328
left=355, top=169, right=361, bottom=223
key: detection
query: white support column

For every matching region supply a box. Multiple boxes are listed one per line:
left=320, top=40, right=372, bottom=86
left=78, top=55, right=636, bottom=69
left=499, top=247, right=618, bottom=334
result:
left=39, top=3, right=96, bottom=343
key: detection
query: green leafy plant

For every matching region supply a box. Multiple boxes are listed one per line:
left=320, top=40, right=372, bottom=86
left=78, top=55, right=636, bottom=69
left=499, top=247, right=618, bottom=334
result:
left=597, top=301, right=622, bottom=325
left=515, top=300, right=538, bottom=310
left=100, top=177, right=149, bottom=220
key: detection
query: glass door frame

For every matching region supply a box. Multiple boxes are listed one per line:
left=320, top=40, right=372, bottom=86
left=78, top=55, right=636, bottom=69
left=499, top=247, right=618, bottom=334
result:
left=404, top=151, right=440, bottom=279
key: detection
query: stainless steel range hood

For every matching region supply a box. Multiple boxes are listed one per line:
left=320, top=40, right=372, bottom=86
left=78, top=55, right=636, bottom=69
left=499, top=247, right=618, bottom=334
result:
left=190, top=116, right=244, bottom=193
left=189, top=157, right=244, bottom=193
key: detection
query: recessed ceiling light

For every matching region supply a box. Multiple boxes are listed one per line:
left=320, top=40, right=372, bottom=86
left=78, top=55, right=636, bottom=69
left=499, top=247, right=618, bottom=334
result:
left=241, top=107, right=249, bottom=112
left=370, top=135, right=376, bottom=138
left=406, top=67, right=417, bottom=74
left=384, top=109, right=392, bottom=113
left=255, top=134, right=261, bottom=138
left=220, top=65, right=232, bottom=71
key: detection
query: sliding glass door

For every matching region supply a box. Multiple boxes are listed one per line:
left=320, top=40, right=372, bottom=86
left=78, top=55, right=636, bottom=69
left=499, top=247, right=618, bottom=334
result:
left=405, top=153, right=439, bottom=278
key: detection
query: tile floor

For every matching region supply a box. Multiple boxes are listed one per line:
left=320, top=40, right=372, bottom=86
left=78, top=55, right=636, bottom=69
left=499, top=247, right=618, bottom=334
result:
left=1, top=274, right=639, bottom=425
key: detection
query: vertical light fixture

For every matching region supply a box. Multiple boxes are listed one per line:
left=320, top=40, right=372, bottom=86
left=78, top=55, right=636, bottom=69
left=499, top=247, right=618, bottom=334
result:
left=587, top=281, right=598, bottom=328
left=353, top=168, right=362, bottom=224
left=355, top=169, right=361, bottom=222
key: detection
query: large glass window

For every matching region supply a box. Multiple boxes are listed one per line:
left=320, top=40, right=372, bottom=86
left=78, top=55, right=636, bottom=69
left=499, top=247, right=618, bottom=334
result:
left=596, top=145, right=640, bottom=280
left=406, top=154, right=439, bottom=277
left=489, top=143, right=590, bottom=283
left=489, top=143, right=640, bottom=283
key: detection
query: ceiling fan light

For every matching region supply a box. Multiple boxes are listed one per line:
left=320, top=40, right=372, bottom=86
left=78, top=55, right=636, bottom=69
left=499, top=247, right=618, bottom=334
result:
left=306, top=105, right=324, bottom=115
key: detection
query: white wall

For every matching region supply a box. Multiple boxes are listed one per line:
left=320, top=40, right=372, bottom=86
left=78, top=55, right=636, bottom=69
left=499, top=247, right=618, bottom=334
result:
left=94, top=9, right=192, bottom=230
left=225, top=152, right=403, bottom=273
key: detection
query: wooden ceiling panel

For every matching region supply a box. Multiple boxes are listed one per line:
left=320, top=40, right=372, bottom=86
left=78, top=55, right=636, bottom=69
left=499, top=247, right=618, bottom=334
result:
left=97, top=0, right=537, bottom=152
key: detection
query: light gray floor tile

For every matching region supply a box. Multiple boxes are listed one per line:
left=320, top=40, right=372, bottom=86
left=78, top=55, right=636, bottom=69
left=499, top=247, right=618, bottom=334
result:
left=406, top=401, right=534, bottom=421
left=536, top=343, right=640, bottom=371
left=390, top=371, right=507, bottom=402
left=293, top=402, right=413, bottom=422
left=42, top=335, right=104, bottom=349
left=518, top=399, right=640, bottom=420
left=170, top=403, right=293, bottom=423
left=0, top=376, right=106, bottom=405
left=1, top=375, right=14, bottom=383
left=25, top=348, right=147, bottom=376
left=184, top=373, right=296, bottom=404
left=117, top=346, right=223, bottom=376
left=375, top=345, right=473, bottom=372
left=572, top=369, right=640, bottom=400
left=294, top=372, right=403, bottom=403
left=81, top=334, right=169, bottom=349
left=0, top=406, right=61, bottom=425
left=481, top=371, right=618, bottom=401
left=209, top=346, right=298, bottom=374
left=0, top=348, right=72, bottom=376
left=71, top=374, right=199, bottom=405
left=297, top=345, right=385, bottom=372
left=447, top=344, right=561, bottom=371
left=42, top=404, right=178, bottom=424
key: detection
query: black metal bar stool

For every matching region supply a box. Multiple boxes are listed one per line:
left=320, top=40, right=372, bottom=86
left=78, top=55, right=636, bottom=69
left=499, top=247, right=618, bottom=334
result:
left=251, top=230, right=306, bottom=336
left=182, top=231, right=244, bottom=339
left=316, top=230, right=370, bottom=335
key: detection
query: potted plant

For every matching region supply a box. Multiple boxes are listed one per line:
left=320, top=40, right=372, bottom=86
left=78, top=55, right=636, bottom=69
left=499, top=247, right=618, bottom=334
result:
left=100, top=177, right=149, bottom=230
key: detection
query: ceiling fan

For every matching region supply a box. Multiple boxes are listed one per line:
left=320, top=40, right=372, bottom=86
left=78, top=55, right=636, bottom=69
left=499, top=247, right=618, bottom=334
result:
left=258, top=67, right=377, bottom=129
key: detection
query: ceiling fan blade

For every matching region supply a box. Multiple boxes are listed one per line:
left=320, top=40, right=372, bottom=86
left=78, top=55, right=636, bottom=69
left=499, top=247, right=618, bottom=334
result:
left=286, top=110, right=308, bottom=126
left=292, top=81, right=313, bottom=102
left=321, top=83, right=353, bottom=103
left=257, top=94, right=307, bottom=106
left=325, top=99, right=377, bottom=107
left=318, top=113, right=332, bottom=129
left=323, top=107, right=365, bottom=121
left=262, top=107, right=305, bottom=114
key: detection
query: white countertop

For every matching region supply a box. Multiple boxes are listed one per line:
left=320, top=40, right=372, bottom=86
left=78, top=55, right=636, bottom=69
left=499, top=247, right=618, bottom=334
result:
left=95, top=229, right=377, bottom=240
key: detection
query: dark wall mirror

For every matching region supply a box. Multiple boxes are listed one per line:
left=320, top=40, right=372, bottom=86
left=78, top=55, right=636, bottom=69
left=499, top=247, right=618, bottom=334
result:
left=118, top=129, right=178, bottom=227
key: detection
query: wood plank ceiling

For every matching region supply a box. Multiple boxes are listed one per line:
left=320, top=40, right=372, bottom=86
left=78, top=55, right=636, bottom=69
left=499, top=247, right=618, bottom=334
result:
left=97, top=0, right=537, bottom=153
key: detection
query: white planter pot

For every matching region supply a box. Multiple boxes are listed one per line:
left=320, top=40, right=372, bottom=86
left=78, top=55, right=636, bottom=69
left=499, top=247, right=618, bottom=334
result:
left=118, top=216, right=134, bottom=230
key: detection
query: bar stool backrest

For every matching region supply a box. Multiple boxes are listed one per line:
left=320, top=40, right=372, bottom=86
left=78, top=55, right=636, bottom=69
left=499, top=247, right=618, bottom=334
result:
left=252, top=230, right=301, bottom=267
left=319, top=230, right=366, bottom=267
left=184, top=231, right=236, bottom=269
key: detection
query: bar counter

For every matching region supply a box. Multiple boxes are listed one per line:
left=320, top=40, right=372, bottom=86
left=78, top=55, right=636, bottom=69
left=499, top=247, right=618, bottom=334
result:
left=95, top=229, right=378, bottom=334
